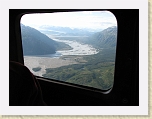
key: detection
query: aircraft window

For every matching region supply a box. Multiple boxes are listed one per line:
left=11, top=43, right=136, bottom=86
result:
left=20, top=11, right=117, bottom=90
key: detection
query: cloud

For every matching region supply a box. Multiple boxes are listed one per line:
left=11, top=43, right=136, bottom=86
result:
left=21, top=11, right=117, bottom=29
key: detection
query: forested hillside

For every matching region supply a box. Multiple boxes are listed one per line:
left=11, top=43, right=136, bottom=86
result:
left=42, top=26, right=117, bottom=90
left=43, top=48, right=115, bottom=90
left=88, top=26, right=117, bottom=48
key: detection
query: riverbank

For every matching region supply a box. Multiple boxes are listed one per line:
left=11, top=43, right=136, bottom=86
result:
left=24, top=56, right=78, bottom=77
left=51, top=38, right=99, bottom=55
left=24, top=38, right=98, bottom=77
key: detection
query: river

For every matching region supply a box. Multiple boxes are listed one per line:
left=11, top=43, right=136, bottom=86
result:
left=24, top=38, right=98, bottom=76
left=52, top=38, right=98, bottom=56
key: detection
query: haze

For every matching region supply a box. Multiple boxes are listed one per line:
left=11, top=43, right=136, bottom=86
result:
left=21, top=11, right=117, bottom=30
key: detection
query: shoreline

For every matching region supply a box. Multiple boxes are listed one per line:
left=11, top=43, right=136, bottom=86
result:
left=24, top=38, right=98, bottom=77
left=24, top=56, right=78, bottom=77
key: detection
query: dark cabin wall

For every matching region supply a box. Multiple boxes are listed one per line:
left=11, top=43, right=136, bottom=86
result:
left=9, top=10, right=24, bottom=63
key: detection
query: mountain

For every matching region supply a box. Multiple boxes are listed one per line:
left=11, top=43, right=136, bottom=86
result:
left=21, top=24, right=71, bottom=56
left=88, top=26, right=117, bottom=48
left=38, top=25, right=98, bottom=37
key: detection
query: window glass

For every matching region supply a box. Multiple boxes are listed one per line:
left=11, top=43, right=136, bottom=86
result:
left=21, top=11, right=117, bottom=90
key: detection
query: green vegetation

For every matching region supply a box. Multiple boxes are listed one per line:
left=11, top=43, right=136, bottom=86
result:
left=42, top=26, right=117, bottom=90
left=43, top=48, right=115, bottom=90
left=32, top=67, right=41, bottom=72
left=22, top=25, right=117, bottom=90
left=87, top=26, right=117, bottom=49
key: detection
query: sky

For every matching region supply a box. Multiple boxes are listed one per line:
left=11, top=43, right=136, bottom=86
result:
left=21, top=11, right=117, bottom=30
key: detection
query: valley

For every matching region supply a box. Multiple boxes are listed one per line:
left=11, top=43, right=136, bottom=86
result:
left=21, top=24, right=117, bottom=90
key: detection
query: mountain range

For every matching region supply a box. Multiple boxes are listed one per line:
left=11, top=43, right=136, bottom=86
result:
left=21, top=24, right=71, bottom=56
left=21, top=24, right=117, bottom=56
left=38, top=25, right=101, bottom=37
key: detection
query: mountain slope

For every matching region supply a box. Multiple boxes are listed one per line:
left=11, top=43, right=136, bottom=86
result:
left=21, top=24, right=71, bottom=56
left=21, top=24, right=57, bottom=55
left=88, top=26, right=117, bottom=48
